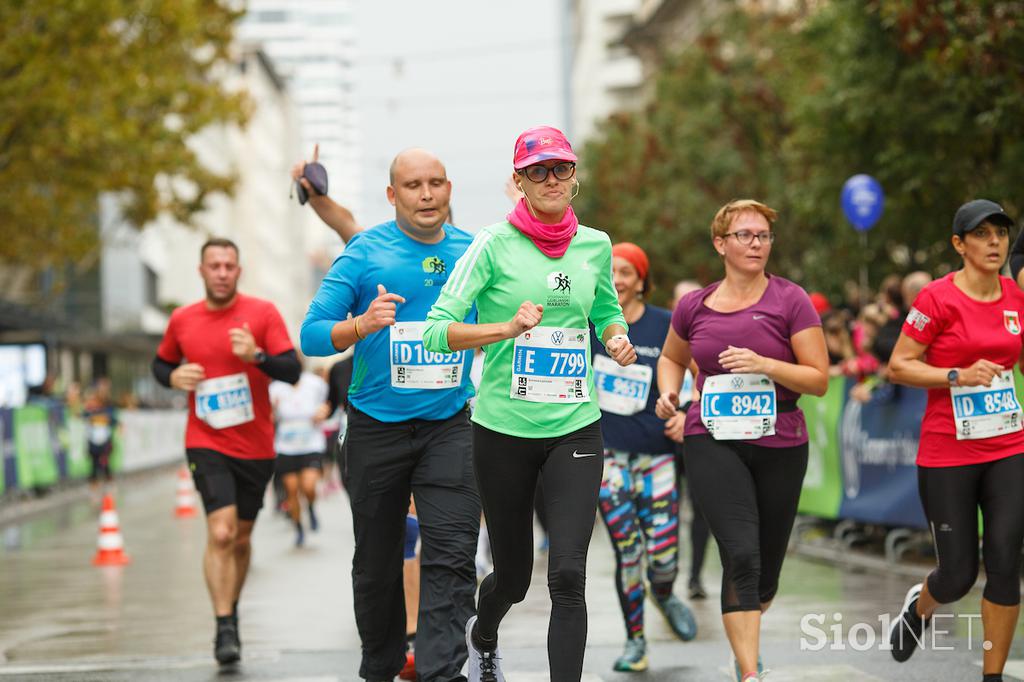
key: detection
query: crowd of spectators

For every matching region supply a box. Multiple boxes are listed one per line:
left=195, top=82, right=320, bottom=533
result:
left=813, top=271, right=934, bottom=402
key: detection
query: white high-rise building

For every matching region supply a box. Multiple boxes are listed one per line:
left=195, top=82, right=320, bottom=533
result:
left=571, top=0, right=645, bottom=144
left=239, top=1, right=361, bottom=228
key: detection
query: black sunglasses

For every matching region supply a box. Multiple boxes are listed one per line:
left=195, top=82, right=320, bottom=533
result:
left=517, top=162, right=576, bottom=183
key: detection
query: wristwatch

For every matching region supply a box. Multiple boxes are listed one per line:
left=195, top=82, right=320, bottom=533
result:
left=253, top=349, right=267, bottom=364
left=947, top=368, right=959, bottom=387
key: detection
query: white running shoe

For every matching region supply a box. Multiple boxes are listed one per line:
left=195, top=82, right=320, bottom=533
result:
left=463, top=615, right=505, bottom=682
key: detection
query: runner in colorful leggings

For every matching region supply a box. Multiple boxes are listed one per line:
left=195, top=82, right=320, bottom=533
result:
left=593, top=242, right=697, bottom=672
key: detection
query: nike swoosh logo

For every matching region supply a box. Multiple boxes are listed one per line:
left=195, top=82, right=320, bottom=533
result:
left=752, top=315, right=766, bottom=320
left=571, top=450, right=597, bottom=458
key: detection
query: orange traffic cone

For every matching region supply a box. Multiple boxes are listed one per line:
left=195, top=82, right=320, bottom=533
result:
left=92, top=494, right=131, bottom=566
left=174, top=466, right=198, bottom=518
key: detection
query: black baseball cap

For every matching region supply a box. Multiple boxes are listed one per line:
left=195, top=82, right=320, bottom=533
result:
left=953, top=199, right=1014, bottom=237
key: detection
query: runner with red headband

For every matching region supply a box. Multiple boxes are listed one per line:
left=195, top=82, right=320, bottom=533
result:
left=593, top=242, right=697, bottom=672
left=887, top=199, right=1024, bottom=682
left=424, top=125, right=634, bottom=682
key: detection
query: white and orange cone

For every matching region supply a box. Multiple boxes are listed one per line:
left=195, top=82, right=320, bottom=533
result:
left=174, top=466, right=198, bottom=518
left=92, top=493, right=131, bottom=566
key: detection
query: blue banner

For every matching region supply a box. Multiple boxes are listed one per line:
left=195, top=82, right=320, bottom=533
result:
left=837, top=381, right=928, bottom=528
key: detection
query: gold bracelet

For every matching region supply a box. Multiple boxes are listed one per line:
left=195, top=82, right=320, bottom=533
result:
left=354, top=315, right=366, bottom=340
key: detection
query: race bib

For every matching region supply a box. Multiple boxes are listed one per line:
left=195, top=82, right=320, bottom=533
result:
left=951, top=370, right=1023, bottom=440
left=594, top=353, right=652, bottom=416
left=700, top=373, right=777, bottom=440
left=195, top=373, right=255, bottom=429
left=511, top=326, right=589, bottom=404
left=390, top=322, right=465, bottom=390
left=88, top=424, right=112, bottom=445
left=277, top=418, right=316, bottom=448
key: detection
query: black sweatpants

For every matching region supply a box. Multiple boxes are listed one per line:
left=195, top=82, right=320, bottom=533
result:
left=684, top=435, right=808, bottom=613
left=343, top=406, right=480, bottom=682
left=919, top=453, right=1024, bottom=606
left=473, top=420, right=604, bottom=682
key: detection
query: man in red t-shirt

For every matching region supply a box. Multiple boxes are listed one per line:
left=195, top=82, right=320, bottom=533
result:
left=152, top=238, right=300, bottom=666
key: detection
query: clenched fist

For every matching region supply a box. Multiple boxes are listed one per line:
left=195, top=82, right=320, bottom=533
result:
left=171, top=363, right=206, bottom=392
left=358, top=284, right=407, bottom=336
left=505, top=301, right=543, bottom=338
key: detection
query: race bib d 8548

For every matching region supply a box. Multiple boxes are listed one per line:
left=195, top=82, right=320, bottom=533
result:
left=510, top=326, right=590, bottom=404
left=951, top=370, right=1023, bottom=441
left=700, top=373, right=776, bottom=440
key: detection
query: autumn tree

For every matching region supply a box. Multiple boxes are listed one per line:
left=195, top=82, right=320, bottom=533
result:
left=578, top=0, right=1024, bottom=300
left=0, top=1, right=250, bottom=269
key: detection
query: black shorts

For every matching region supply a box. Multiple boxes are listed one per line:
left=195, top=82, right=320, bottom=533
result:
left=185, top=448, right=275, bottom=521
left=276, top=452, right=323, bottom=475
left=88, top=442, right=113, bottom=482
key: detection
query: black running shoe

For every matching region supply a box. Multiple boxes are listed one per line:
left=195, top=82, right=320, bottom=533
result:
left=889, top=583, right=930, bottom=662
left=309, top=504, right=319, bottom=532
left=689, top=577, right=708, bottom=600
left=214, top=621, right=241, bottom=665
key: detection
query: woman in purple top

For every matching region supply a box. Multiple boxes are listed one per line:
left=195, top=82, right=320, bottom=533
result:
left=655, top=199, right=827, bottom=682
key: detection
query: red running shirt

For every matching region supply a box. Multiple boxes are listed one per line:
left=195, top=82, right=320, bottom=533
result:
left=902, top=273, right=1024, bottom=467
left=157, top=294, right=294, bottom=460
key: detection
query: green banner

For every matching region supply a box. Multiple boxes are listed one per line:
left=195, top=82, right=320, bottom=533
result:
left=61, top=411, right=92, bottom=479
left=14, top=406, right=58, bottom=489
left=797, top=375, right=846, bottom=519
left=109, top=416, right=123, bottom=473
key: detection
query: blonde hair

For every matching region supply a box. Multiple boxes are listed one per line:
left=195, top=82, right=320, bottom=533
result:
left=710, top=199, right=778, bottom=239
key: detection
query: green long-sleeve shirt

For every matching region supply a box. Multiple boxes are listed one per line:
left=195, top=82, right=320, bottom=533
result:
left=423, top=221, right=627, bottom=438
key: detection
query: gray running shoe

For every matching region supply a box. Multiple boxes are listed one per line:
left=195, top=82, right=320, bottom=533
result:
left=463, top=615, right=505, bottom=682
left=654, top=593, right=698, bottom=641
left=612, top=637, right=648, bottom=672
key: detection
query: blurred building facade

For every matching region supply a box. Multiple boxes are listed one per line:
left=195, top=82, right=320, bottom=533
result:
left=239, top=0, right=361, bottom=245
left=570, top=0, right=645, bottom=144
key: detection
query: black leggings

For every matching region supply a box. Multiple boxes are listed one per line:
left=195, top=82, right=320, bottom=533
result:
left=684, top=435, right=808, bottom=613
left=473, top=420, right=604, bottom=682
left=677, top=442, right=711, bottom=582
left=919, top=453, right=1024, bottom=607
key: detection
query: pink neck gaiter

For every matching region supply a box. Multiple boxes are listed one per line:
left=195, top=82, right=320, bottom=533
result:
left=506, top=198, right=578, bottom=258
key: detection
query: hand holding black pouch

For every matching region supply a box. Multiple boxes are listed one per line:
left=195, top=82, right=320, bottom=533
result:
left=295, top=162, right=329, bottom=205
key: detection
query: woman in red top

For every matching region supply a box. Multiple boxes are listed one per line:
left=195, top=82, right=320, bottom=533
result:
left=888, top=200, right=1024, bottom=682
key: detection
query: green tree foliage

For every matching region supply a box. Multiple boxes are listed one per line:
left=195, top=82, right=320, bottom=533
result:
left=0, top=0, right=250, bottom=268
left=577, top=0, right=1024, bottom=300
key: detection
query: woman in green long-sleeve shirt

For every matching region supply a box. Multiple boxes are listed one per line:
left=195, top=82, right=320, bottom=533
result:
left=423, top=126, right=634, bottom=682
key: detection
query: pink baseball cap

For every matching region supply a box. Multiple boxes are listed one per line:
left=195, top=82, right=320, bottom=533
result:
left=513, top=125, right=577, bottom=169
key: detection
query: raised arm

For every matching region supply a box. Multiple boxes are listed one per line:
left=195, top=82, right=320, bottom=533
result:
left=291, top=144, right=363, bottom=243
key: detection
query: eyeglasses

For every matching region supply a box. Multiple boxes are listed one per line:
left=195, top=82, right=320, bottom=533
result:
left=517, top=162, right=576, bottom=183
left=723, top=230, right=775, bottom=246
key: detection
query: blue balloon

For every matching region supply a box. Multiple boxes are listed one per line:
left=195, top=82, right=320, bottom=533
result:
left=841, top=174, right=885, bottom=231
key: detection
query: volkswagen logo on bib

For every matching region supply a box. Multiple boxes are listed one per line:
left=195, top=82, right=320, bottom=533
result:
left=551, top=331, right=565, bottom=346
left=731, top=376, right=744, bottom=390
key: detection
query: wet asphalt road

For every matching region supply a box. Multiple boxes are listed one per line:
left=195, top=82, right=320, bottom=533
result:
left=1, top=469, right=1023, bottom=681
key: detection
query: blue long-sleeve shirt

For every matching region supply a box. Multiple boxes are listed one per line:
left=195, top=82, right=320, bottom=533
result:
left=301, top=221, right=476, bottom=422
